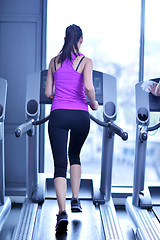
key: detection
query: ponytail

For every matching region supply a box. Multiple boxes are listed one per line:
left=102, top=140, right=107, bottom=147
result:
left=58, top=24, right=83, bottom=64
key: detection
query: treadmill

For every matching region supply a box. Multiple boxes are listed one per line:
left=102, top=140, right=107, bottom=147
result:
left=12, top=70, right=128, bottom=240
left=0, top=78, right=11, bottom=232
left=125, top=79, right=160, bottom=239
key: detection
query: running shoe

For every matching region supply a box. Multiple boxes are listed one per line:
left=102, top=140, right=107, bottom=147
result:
left=71, top=198, right=82, bottom=212
left=55, top=210, right=68, bottom=233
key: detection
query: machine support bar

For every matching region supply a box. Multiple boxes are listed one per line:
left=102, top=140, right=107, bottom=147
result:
left=132, top=125, right=148, bottom=207
left=100, top=126, right=114, bottom=201
left=0, top=123, right=4, bottom=205
left=26, top=126, right=39, bottom=200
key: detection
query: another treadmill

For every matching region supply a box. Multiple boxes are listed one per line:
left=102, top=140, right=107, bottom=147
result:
left=126, top=79, right=160, bottom=239
left=13, top=70, right=128, bottom=240
left=0, top=78, right=11, bottom=232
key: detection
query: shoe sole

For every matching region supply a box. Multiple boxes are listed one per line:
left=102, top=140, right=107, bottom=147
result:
left=71, top=207, right=82, bottom=212
left=56, top=219, right=68, bottom=233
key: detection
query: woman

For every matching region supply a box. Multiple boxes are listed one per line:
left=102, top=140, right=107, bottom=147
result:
left=45, top=24, right=98, bottom=233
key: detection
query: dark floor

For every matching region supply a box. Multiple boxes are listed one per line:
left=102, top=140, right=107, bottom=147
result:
left=0, top=201, right=135, bottom=240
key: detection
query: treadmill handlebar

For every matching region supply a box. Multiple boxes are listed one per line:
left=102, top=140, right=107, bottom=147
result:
left=138, top=121, right=160, bottom=142
left=90, top=114, right=128, bottom=141
left=15, top=113, right=128, bottom=141
left=15, top=119, right=34, bottom=137
left=33, top=113, right=109, bottom=127
left=15, top=115, right=50, bottom=138
left=148, top=121, right=160, bottom=132
left=33, top=113, right=128, bottom=141
left=89, top=114, right=109, bottom=127
left=33, top=115, right=50, bottom=125
left=108, top=122, right=128, bottom=140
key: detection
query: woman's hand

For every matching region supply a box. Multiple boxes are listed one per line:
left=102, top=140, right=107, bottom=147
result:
left=148, top=82, right=160, bottom=96
left=90, top=100, right=99, bottom=110
left=155, top=82, right=160, bottom=96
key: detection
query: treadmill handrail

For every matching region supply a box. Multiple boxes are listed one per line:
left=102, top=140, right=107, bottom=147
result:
left=30, top=113, right=128, bottom=141
left=15, top=119, right=34, bottom=137
left=89, top=114, right=109, bottom=127
left=33, top=115, right=50, bottom=125
left=90, top=114, right=128, bottom=140
left=147, top=121, right=160, bottom=132
left=108, top=122, right=128, bottom=141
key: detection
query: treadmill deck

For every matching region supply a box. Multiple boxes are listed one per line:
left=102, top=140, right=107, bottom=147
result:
left=33, top=199, right=105, bottom=240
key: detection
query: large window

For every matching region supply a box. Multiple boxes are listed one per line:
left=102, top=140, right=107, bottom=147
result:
left=144, top=0, right=160, bottom=182
left=45, top=0, right=160, bottom=186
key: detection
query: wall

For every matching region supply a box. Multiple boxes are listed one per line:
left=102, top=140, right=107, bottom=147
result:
left=0, top=0, right=47, bottom=196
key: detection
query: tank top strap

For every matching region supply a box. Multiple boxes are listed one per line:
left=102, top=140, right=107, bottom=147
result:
left=54, top=57, right=56, bottom=71
left=76, top=56, right=85, bottom=71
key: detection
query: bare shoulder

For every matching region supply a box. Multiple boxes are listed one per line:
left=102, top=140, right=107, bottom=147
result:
left=84, top=57, right=92, bottom=63
left=83, top=57, right=93, bottom=70
left=49, top=56, right=59, bottom=72
left=49, top=57, right=55, bottom=68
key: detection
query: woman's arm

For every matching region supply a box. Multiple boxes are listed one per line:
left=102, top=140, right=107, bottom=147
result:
left=45, top=58, right=55, bottom=98
left=83, top=58, right=98, bottom=110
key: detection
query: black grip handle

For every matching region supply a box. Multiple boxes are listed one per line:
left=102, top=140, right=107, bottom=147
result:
left=89, top=114, right=108, bottom=127
left=90, top=114, right=128, bottom=141
left=15, top=120, right=34, bottom=137
left=33, top=115, right=50, bottom=125
left=108, top=122, right=128, bottom=141
left=148, top=122, right=160, bottom=132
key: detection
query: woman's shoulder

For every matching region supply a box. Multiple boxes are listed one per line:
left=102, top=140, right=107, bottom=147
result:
left=83, top=57, right=93, bottom=68
left=81, top=55, right=92, bottom=64
left=49, top=55, right=59, bottom=65
left=49, top=57, right=55, bottom=67
left=84, top=56, right=92, bottom=62
left=49, top=55, right=60, bottom=72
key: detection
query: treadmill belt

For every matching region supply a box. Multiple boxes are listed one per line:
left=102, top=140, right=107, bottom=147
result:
left=153, top=206, right=160, bottom=222
left=34, top=199, right=104, bottom=240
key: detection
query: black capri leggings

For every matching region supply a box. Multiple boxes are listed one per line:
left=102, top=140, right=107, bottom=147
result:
left=48, top=109, right=90, bottom=179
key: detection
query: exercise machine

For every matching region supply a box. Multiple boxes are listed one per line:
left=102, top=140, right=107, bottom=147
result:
left=125, top=79, right=160, bottom=239
left=13, top=70, right=128, bottom=239
left=0, top=78, right=11, bottom=232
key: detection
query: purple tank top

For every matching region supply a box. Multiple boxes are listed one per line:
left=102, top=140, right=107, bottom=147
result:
left=51, top=53, right=88, bottom=112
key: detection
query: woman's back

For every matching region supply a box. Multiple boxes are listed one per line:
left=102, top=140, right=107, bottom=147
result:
left=51, top=53, right=88, bottom=111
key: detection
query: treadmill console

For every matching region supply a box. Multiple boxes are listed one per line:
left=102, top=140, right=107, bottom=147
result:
left=40, top=70, right=103, bottom=105
left=40, top=70, right=51, bottom=104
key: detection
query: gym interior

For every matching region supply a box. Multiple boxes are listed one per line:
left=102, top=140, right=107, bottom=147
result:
left=0, top=0, right=160, bottom=239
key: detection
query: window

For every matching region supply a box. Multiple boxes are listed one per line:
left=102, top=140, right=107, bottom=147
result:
left=144, top=0, right=160, bottom=182
left=45, top=0, right=160, bottom=186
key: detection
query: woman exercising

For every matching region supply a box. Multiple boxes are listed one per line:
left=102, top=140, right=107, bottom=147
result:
left=45, top=24, right=98, bottom=233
